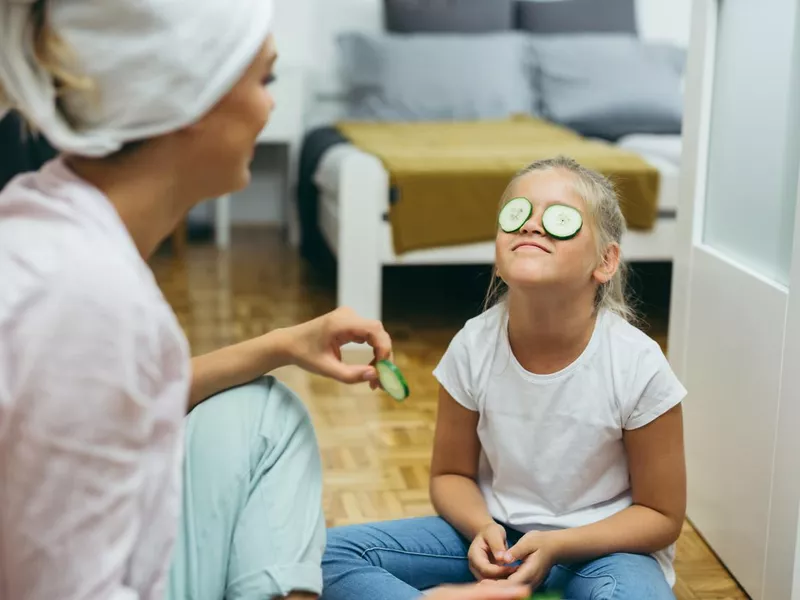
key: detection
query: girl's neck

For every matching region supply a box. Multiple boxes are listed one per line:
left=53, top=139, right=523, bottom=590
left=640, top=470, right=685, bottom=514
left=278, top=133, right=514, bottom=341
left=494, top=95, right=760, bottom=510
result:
left=506, top=286, right=598, bottom=375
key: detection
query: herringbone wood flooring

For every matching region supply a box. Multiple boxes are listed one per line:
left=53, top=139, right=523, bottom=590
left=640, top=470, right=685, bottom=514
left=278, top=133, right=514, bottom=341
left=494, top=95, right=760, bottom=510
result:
left=151, top=227, right=749, bottom=600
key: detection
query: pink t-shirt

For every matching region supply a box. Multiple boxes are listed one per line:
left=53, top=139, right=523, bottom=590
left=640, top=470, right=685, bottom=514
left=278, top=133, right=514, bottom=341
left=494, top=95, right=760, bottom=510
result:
left=0, top=159, right=191, bottom=599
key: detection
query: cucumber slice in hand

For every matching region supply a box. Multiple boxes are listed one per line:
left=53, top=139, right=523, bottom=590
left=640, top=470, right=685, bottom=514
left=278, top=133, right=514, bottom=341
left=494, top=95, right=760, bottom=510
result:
left=498, top=197, right=533, bottom=233
left=376, top=359, right=409, bottom=401
left=542, top=204, right=582, bottom=240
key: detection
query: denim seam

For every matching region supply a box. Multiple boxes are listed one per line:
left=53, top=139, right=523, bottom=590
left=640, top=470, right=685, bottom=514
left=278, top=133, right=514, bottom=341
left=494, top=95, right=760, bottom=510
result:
left=552, top=564, right=618, bottom=599
left=360, top=547, right=468, bottom=561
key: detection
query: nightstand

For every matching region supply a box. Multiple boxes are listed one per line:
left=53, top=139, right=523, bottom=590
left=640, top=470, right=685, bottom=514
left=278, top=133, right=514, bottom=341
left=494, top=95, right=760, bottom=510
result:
left=215, top=68, right=307, bottom=249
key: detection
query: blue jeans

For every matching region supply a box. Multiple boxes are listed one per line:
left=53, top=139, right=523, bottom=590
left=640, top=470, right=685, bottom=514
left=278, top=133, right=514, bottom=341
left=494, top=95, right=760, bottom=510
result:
left=321, top=516, right=675, bottom=600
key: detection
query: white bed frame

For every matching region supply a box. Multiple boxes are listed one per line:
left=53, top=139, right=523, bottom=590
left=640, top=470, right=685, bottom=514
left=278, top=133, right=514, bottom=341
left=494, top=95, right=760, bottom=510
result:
left=315, top=146, right=678, bottom=322
left=288, top=0, right=687, bottom=323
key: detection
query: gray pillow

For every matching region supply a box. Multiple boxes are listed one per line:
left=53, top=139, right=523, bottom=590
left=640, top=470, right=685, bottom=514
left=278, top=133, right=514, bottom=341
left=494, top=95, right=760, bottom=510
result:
left=644, top=42, right=688, bottom=75
left=338, top=32, right=537, bottom=121
left=531, top=35, right=684, bottom=139
left=385, top=0, right=515, bottom=33
left=516, top=0, right=637, bottom=34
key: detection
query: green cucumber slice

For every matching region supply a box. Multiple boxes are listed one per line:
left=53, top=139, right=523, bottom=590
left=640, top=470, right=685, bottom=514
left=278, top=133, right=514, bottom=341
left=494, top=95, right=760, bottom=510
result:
left=542, top=204, right=582, bottom=240
left=498, top=197, right=532, bottom=233
left=376, top=359, right=409, bottom=401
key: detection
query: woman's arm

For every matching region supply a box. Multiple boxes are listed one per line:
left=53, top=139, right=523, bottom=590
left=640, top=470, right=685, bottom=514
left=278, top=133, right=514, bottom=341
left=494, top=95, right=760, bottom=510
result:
left=189, top=329, right=292, bottom=411
left=188, top=307, right=392, bottom=412
left=505, top=404, right=686, bottom=582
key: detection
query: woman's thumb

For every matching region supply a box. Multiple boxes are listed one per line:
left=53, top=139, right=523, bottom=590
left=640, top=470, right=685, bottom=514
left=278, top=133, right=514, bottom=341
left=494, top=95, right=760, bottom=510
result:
left=323, top=359, right=375, bottom=384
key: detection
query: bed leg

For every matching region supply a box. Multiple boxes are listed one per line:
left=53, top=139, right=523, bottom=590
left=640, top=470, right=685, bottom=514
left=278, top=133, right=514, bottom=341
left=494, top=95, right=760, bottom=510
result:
left=337, top=151, right=388, bottom=327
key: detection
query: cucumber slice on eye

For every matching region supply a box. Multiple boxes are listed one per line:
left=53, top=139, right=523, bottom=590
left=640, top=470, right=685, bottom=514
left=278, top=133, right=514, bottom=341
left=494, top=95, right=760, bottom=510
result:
left=376, top=359, right=409, bottom=401
left=542, top=204, right=582, bottom=240
left=498, top=197, right=533, bottom=233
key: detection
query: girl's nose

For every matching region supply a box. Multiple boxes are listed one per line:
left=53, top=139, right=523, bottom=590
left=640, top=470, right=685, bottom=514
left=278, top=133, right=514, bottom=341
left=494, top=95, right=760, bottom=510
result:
left=519, top=209, right=545, bottom=236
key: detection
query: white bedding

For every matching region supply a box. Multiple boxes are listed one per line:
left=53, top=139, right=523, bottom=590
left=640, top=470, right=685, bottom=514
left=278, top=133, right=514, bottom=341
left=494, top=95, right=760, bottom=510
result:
left=314, top=134, right=683, bottom=213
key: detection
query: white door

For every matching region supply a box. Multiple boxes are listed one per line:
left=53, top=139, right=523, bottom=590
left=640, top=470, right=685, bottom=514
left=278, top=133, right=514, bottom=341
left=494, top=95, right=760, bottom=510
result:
left=668, top=1, right=800, bottom=598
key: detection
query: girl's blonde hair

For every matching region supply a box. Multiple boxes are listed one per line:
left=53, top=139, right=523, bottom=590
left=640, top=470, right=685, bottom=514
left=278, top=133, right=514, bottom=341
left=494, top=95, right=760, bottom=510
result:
left=484, top=155, right=637, bottom=323
left=0, top=1, right=93, bottom=125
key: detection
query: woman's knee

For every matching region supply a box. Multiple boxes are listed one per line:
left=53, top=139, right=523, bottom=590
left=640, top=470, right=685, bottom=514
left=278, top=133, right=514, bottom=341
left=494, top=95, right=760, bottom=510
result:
left=184, top=376, right=320, bottom=480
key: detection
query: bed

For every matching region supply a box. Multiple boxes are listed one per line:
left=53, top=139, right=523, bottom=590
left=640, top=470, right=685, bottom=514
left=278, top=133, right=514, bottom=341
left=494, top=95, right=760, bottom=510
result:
left=294, top=0, right=688, bottom=321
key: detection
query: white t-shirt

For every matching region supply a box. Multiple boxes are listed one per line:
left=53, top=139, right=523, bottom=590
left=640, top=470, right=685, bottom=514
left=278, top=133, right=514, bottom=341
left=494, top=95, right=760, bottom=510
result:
left=433, top=303, right=687, bottom=586
left=0, top=159, right=191, bottom=599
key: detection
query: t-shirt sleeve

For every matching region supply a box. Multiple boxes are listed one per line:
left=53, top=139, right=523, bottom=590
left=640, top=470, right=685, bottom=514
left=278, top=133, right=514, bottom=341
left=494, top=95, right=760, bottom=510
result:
left=432, top=326, right=478, bottom=412
left=623, top=342, right=687, bottom=430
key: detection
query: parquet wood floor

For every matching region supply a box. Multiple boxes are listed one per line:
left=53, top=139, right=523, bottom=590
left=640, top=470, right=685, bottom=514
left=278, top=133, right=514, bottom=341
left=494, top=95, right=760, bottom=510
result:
left=151, top=228, right=749, bottom=600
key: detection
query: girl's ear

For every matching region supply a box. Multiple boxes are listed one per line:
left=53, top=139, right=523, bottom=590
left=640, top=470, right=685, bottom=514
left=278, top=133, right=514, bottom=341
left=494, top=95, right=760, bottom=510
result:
left=593, top=242, right=620, bottom=285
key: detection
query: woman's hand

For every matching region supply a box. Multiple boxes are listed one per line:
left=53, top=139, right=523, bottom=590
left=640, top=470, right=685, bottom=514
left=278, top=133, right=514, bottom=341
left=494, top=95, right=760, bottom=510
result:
left=283, top=306, right=392, bottom=385
left=502, top=531, right=561, bottom=588
left=468, top=522, right=518, bottom=581
left=425, top=582, right=531, bottom=600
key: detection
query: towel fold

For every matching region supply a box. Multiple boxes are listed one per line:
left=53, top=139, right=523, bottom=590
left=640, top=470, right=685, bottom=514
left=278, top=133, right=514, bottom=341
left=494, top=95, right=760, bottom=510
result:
left=0, top=0, right=274, bottom=156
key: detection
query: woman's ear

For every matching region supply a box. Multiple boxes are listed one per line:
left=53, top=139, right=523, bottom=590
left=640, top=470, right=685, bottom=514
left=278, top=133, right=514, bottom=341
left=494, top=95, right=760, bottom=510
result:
left=593, top=242, right=620, bottom=285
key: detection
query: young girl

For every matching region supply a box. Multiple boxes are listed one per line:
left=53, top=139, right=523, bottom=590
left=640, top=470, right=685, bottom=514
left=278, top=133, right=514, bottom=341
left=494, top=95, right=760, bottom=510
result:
left=321, top=156, right=687, bottom=600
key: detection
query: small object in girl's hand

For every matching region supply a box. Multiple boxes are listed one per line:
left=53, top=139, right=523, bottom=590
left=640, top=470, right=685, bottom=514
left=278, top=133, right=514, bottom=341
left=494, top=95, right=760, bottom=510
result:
left=524, top=593, right=563, bottom=600
left=376, top=359, right=410, bottom=401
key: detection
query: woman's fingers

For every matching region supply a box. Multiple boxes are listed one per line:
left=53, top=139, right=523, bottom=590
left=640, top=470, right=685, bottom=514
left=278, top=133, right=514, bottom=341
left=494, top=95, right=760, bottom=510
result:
left=329, top=308, right=392, bottom=361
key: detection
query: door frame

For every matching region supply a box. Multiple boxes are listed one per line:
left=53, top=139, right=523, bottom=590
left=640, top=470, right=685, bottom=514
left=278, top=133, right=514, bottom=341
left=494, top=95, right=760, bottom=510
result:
left=669, top=1, right=800, bottom=597
left=667, top=0, right=717, bottom=377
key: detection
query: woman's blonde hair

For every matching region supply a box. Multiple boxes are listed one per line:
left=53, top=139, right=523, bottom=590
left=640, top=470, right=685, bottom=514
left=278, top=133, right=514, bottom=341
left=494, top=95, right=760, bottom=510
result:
left=0, top=1, right=93, bottom=125
left=484, top=155, right=637, bottom=323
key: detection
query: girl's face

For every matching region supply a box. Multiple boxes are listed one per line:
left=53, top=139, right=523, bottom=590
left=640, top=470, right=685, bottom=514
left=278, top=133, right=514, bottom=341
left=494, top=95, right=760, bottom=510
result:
left=495, top=168, right=611, bottom=293
left=178, top=35, right=277, bottom=199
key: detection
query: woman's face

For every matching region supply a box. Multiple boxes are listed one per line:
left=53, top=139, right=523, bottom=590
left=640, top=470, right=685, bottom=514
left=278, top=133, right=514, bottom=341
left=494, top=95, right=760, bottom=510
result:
left=179, top=35, right=277, bottom=198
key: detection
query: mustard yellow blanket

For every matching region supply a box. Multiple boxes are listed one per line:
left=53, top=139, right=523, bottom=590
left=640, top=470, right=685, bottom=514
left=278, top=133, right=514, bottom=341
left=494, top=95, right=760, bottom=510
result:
left=335, top=117, right=660, bottom=255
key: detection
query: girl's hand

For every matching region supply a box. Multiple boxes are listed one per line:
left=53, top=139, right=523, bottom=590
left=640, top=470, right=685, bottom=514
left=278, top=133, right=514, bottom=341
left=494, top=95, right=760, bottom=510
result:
left=425, top=582, right=531, bottom=599
left=502, top=531, right=560, bottom=588
left=283, top=307, right=392, bottom=385
left=468, top=522, right=518, bottom=581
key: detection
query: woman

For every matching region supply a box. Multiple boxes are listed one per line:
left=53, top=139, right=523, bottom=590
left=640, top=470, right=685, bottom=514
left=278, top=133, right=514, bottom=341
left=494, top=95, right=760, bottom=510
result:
left=0, top=1, right=531, bottom=599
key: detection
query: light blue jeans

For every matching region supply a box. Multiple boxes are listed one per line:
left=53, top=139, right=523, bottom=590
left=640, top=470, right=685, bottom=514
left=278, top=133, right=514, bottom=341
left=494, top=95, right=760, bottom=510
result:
left=321, top=516, right=675, bottom=600
left=166, top=376, right=327, bottom=600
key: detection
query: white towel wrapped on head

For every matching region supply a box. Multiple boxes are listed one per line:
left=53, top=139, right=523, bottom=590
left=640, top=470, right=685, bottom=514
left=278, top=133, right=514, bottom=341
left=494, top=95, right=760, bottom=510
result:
left=0, top=0, right=275, bottom=157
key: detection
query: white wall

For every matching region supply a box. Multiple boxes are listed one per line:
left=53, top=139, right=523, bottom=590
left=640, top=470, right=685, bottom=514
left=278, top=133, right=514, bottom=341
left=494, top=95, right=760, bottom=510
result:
left=205, top=0, right=693, bottom=227
left=636, top=0, right=693, bottom=45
